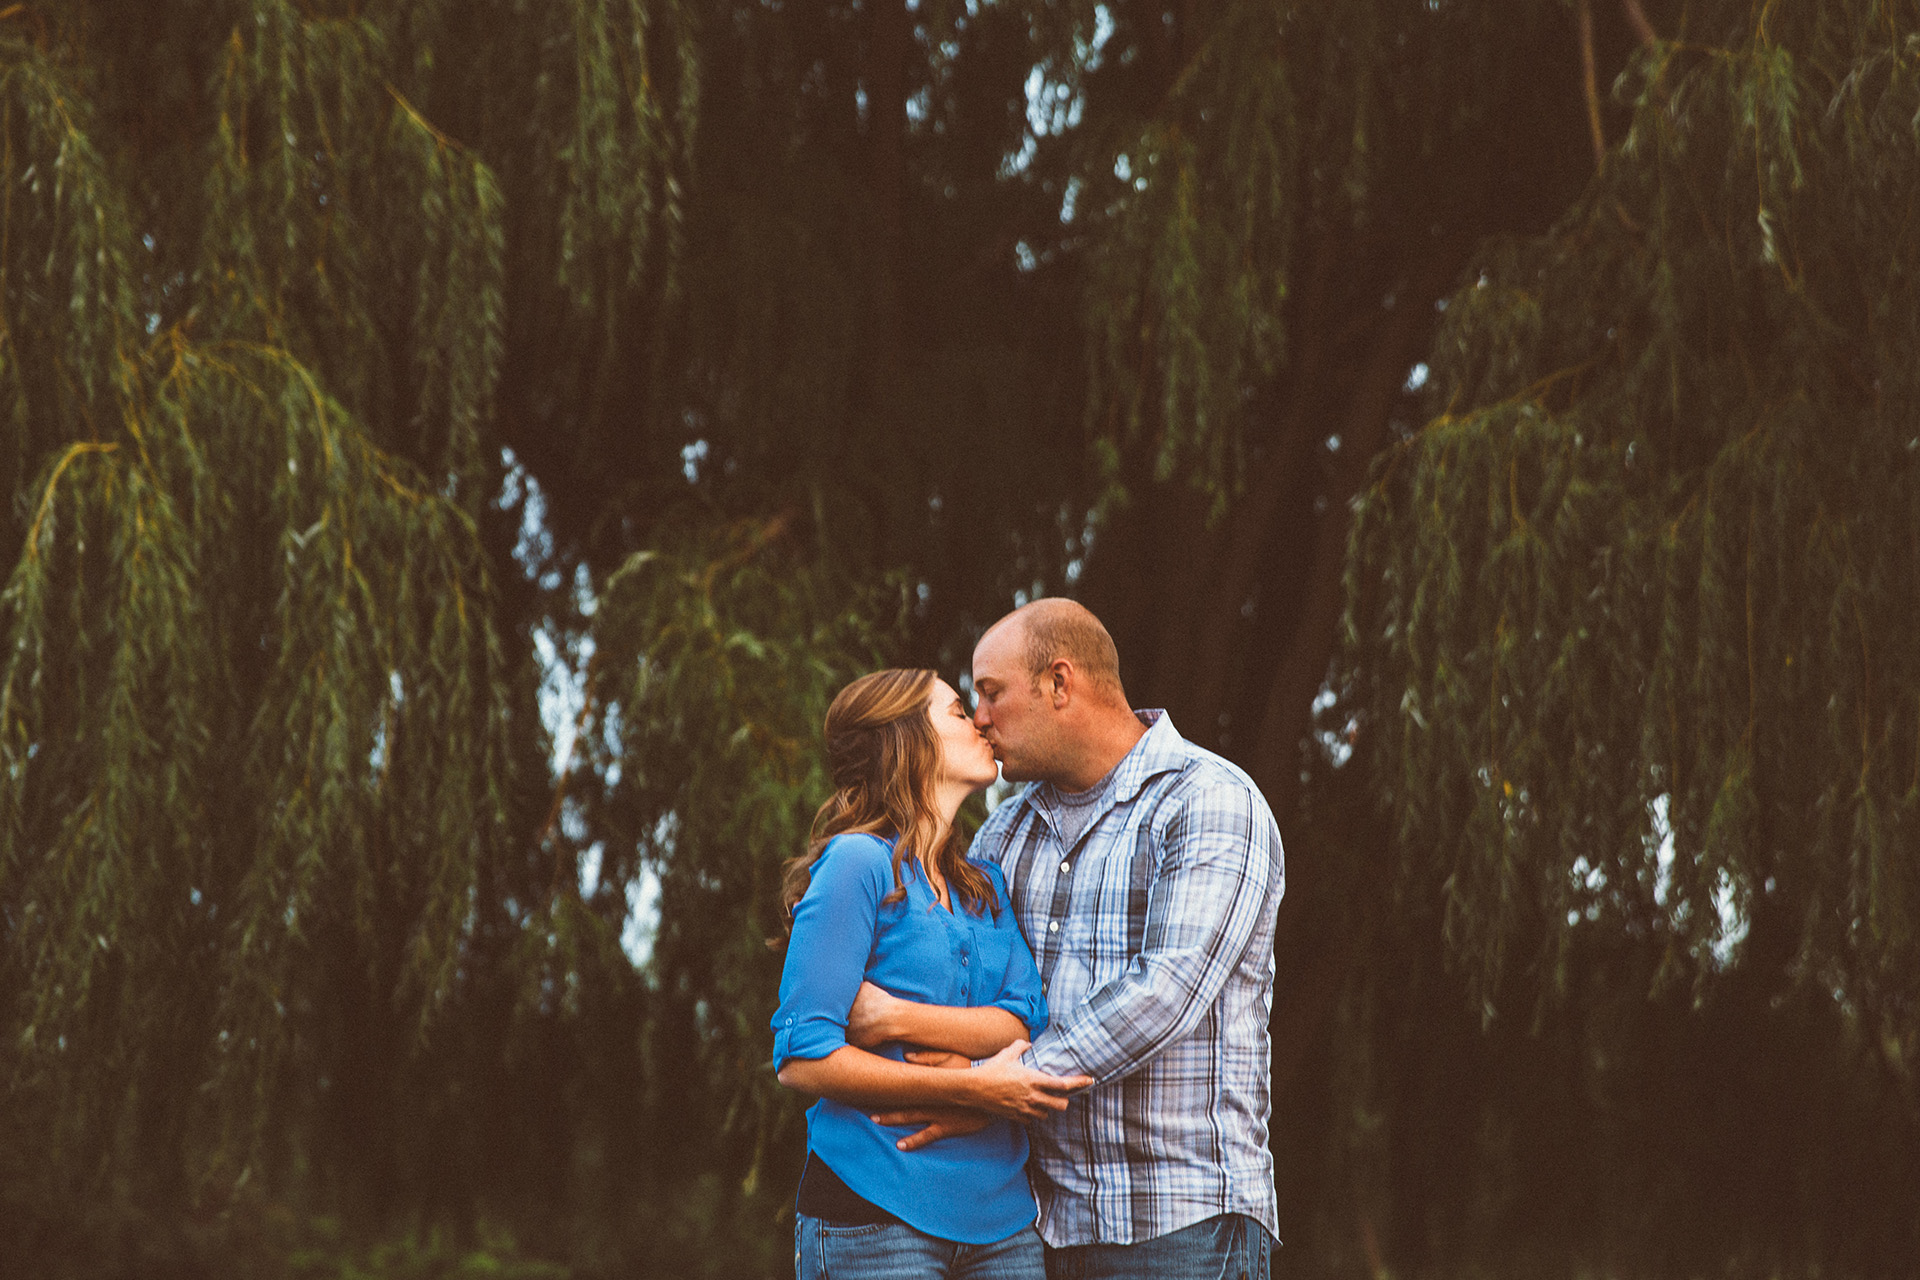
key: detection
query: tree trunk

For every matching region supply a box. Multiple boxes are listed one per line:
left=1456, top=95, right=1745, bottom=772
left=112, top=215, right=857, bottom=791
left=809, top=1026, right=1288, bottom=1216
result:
left=1249, top=247, right=1466, bottom=822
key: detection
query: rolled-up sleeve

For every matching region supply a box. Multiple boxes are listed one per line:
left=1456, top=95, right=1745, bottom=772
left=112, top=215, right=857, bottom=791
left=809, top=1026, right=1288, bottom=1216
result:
left=1025, top=785, right=1278, bottom=1084
left=983, top=866, right=1048, bottom=1038
left=771, top=836, right=887, bottom=1071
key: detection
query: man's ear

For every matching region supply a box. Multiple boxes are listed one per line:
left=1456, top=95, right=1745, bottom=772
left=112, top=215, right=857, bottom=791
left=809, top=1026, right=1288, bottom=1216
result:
left=1048, top=660, right=1073, bottom=709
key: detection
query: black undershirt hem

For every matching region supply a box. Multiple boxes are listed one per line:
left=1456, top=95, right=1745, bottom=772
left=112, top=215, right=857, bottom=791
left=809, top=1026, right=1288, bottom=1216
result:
left=795, top=1151, right=901, bottom=1227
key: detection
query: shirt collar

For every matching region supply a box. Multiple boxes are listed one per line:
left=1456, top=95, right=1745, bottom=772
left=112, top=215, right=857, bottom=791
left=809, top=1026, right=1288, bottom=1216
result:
left=1109, top=709, right=1187, bottom=804
left=1021, top=708, right=1186, bottom=824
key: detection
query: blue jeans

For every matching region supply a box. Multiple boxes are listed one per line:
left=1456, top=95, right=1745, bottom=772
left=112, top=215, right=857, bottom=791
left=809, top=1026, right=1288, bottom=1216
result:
left=1040, top=1213, right=1275, bottom=1280
left=795, top=1214, right=1047, bottom=1280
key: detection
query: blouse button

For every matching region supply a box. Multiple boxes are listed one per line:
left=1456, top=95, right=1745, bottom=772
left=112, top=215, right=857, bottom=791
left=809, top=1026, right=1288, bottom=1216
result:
left=1060, top=860, right=1071, bottom=874
left=1048, top=921, right=1060, bottom=933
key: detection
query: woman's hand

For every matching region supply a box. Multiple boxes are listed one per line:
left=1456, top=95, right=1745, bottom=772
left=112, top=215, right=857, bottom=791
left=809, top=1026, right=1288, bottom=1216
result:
left=868, top=1106, right=993, bottom=1150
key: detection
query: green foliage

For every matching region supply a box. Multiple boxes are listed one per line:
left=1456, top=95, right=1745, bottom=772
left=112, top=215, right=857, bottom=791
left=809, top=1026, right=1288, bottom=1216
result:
left=1067, top=0, right=1561, bottom=508
left=1078, top=0, right=1298, bottom=502
left=1317, top=6, right=1920, bottom=1275
left=0, top=0, right=688, bottom=1262
left=0, top=17, right=512, bottom=1208
left=1339, top=14, right=1920, bottom=1266
left=6, top=0, right=1919, bottom=1275
left=562, top=512, right=900, bottom=1193
left=1351, top=1, right=1920, bottom=1049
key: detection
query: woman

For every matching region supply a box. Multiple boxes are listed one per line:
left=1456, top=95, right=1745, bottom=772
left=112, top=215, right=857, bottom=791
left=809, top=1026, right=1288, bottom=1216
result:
left=772, top=669, right=1089, bottom=1280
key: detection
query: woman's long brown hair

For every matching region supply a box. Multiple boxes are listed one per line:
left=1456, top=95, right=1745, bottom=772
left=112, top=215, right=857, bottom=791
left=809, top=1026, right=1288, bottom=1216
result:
left=781, top=668, right=998, bottom=926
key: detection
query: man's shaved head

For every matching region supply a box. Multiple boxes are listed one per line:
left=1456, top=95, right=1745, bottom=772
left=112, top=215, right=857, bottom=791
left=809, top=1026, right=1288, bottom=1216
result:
left=995, top=598, right=1125, bottom=702
left=971, top=598, right=1141, bottom=788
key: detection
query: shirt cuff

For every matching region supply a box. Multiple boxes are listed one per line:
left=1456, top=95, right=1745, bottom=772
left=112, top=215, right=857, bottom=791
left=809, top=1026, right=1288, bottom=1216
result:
left=1021, top=1032, right=1086, bottom=1080
left=772, top=1018, right=849, bottom=1072
left=989, top=993, right=1048, bottom=1039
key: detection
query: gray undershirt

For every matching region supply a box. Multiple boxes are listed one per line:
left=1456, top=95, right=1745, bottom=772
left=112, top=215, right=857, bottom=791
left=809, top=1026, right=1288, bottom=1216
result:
left=1037, top=765, right=1119, bottom=850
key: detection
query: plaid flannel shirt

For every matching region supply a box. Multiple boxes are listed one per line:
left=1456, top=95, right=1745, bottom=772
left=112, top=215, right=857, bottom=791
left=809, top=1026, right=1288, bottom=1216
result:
left=972, top=710, right=1286, bottom=1248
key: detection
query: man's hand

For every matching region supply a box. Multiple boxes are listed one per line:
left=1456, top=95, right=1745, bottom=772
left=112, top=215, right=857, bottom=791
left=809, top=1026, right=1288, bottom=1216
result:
left=864, top=1043, right=1090, bottom=1151
left=958, top=1040, right=1092, bottom=1122
left=867, top=1106, right=994, bottom=1151
left=869, top=1042, right=1091, bottom=1150
left=845, top=981, right=901, bottom=1049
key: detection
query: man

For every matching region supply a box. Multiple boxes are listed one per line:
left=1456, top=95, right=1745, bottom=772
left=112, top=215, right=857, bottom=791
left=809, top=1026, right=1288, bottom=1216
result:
left=861, top=598, right=1286, bottom=1280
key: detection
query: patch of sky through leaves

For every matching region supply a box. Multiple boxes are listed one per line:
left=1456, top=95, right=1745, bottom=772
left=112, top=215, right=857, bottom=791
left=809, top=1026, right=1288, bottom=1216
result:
left=501, top=447, right=657, bottom=965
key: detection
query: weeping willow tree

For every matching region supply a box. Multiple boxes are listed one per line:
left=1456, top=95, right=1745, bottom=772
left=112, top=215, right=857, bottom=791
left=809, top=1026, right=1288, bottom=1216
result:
left=0, top=0, right=695, bottom=1267
left=542, top=515, right=895, bottom=1268
left=10, top=0, right=1920, bottom=1275
left=1041, top=0, right=1597, bottom=866
left=1335, top=2, right=1920, bottom=1273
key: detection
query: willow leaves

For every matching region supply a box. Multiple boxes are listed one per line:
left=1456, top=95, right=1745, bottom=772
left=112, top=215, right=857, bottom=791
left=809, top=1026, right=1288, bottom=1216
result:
left=0, top=0, right=690, bottom=1201
left=1347, top=3, right=1920, bottom=1069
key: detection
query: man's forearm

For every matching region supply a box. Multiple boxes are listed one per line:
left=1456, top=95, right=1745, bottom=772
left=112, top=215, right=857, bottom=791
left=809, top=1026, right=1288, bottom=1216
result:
left=1028, top=805, right=1281, bottom=1084
left=885, top=1002, right=1028, bottom=1058
left=848, top=982, right=1030, bottom=1057
left=1024, top=950, right=1234, bottom=1084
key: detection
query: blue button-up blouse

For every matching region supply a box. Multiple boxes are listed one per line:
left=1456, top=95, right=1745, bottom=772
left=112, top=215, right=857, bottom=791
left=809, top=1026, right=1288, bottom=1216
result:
left=772, top=832, right=1048, bottom=1243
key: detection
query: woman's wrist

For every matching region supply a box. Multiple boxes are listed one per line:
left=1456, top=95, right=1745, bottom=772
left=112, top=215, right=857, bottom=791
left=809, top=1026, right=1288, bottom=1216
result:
left=945, top=1063, right=984, bottom=1108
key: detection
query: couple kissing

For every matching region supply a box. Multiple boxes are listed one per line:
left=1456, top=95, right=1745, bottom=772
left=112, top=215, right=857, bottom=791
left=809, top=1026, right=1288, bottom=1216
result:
left=773, top=598, right=1285, bottom=1280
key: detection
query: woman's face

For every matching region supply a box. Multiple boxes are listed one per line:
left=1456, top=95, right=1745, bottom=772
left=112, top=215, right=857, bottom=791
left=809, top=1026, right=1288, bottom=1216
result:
left=929, top=678, right=999, bottom=793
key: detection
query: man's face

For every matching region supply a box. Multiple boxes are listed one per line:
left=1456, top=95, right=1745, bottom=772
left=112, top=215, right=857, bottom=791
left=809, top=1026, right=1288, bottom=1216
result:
left=970, top=621, right=1059, bottom=783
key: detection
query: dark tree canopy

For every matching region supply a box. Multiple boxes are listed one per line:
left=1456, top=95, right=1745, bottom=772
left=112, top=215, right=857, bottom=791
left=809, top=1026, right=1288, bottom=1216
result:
left=1336, top=2, right=1920, bottom=1273
left=1353, top=0, right=1920, bottom=1089
left=0, top=0, right=1915, bottom=1277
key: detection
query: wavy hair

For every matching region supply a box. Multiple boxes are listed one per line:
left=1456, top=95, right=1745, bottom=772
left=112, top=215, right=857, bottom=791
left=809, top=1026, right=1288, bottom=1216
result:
left=781, top=668, right=997, bottom=926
